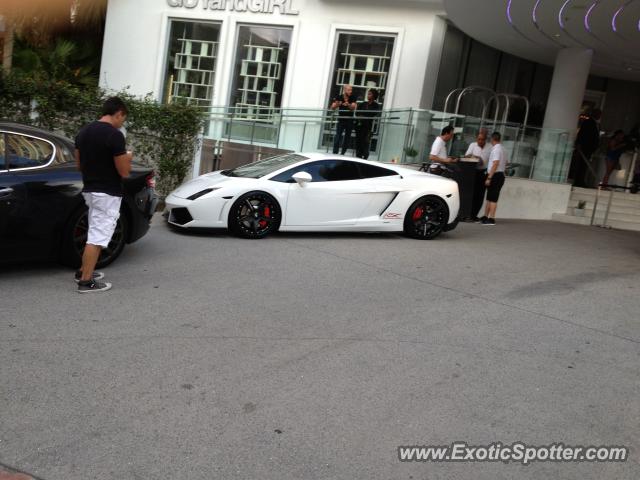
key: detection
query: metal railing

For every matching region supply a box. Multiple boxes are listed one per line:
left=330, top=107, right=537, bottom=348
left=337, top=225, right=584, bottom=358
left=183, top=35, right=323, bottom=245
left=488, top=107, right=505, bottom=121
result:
left=198, top=106, right=574, bottom=184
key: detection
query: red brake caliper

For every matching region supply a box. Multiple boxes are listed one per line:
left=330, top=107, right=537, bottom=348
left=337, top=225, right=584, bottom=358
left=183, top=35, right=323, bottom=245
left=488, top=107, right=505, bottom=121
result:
left=259, top=206, right=271, bottom=229
left=412, top=207, right=424, bottom=221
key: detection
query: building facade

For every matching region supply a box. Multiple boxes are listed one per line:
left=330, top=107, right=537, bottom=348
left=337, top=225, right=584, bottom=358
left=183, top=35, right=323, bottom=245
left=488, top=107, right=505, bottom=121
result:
left=100, top=0, right=448, bottom=112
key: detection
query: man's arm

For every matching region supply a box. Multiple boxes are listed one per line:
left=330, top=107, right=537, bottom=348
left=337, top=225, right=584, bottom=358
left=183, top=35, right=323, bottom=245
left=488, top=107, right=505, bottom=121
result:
left=429, top=154, right=457, bottom=164
left=74, top=149, right=81, bottom=171
left=114, top=151, right=133, bottom=178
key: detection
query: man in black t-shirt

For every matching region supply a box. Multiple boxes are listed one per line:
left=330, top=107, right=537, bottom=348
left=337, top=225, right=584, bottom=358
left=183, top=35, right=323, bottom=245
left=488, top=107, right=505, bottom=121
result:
left=74, top=97, right=133, bottom=293
left=330, top=84, right=357, bottom=155
left=355, top=89, right=381, bottom=159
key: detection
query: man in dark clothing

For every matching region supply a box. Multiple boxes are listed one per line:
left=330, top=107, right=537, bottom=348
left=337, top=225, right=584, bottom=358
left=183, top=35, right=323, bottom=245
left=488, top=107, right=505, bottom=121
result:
left=355, top=89, right=381, bottom=159
left=569, top=108, right=601, bottom=187
left=330, top=84, right=357, bottom=155
left=74, top=97, right=132, bottom=293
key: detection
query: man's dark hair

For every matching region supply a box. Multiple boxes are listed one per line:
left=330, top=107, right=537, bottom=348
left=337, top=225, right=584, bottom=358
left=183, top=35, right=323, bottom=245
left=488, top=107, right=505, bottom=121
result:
left=102, top=97, right=129, bottom=117
left=368, top=89, right=379, bottom=100
left=492, top=131, right=501, bottom=141
left=441, top=125, right=454, bottom=136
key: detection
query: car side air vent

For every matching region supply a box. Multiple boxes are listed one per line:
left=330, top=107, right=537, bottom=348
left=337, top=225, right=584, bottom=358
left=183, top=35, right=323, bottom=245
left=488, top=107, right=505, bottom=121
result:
left=170, top=207, right=193, bottom=226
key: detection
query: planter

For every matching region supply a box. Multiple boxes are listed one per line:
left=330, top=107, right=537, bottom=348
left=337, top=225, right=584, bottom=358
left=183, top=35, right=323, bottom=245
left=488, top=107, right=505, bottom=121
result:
left=573, top=207, right=586, bottom=217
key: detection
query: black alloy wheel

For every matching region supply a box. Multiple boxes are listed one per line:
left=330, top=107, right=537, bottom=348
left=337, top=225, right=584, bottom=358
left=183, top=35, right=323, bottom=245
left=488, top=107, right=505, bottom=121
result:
left=64, top=208, right=127, bottom=268
left=229, top=191, right=281, bottom=239
left=403, top=195, right=449, bottom=240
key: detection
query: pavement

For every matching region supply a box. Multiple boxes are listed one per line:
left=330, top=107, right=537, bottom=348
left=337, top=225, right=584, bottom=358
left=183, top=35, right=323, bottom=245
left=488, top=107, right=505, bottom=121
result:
left=1, top=215, right=639, bottom=480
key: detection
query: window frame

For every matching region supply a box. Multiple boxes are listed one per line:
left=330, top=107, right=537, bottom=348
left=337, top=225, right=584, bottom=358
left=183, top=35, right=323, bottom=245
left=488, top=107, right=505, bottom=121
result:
left=4, top=131, right=57, bottom=172
left=357, top=162, right=398, bottom=179
left=228, top=23, right=294, bottom=116
left=161, top=18, right=223, bottom=106
left=271, top=159, right=396, bottom=183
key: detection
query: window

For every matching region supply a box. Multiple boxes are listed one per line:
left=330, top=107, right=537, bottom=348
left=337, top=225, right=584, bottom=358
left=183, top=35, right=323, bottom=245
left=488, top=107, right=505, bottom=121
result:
left=229, top=25, right=292, bottom=120
left=223, top=153, right=307, bottom=179
left=330, top=33, right=395, bottom=105
left=322, top=32, right=396, bottom=151
left=7, top=134, right=54, bottom=170
left=358, top=163, right=397, bottom=179
left=272, top=160, right=362, bottom=183
left=163, top=20, right=221, bottom=106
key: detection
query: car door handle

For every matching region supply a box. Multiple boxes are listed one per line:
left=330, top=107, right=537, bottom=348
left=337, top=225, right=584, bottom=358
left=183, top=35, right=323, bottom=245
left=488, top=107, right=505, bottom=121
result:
left=0, top=187, right=14, bottom=198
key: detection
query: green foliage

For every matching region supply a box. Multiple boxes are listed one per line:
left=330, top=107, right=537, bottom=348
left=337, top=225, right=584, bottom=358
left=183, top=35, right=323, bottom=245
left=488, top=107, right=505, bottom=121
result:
left=12, top=36, right=101, bottom=87
left=0, top=72, right=205, bottom=194
left=404, top=146, right=419, bottom=158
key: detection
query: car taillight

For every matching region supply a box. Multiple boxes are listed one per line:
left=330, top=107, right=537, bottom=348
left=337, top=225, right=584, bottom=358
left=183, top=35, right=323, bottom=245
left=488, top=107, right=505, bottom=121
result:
left=146, top=172, right=156, bottom=189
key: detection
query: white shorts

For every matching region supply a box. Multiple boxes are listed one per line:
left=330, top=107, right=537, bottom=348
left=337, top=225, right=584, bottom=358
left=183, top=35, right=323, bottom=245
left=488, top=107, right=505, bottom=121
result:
left=83, top=192, right=122, bottom=248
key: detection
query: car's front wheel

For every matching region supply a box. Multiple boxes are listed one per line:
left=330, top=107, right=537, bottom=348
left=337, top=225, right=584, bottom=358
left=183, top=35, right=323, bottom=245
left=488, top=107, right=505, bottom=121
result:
left=403, top=195, right=449, bottom=240
left=228, top=191, right=281, bottom=239
left=61, top=207, right=128, bottom=268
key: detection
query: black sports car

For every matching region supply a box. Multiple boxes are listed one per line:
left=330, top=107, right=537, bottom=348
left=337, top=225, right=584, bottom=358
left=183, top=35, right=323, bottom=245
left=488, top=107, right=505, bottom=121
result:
left=0, top=122, right=158, bottom=268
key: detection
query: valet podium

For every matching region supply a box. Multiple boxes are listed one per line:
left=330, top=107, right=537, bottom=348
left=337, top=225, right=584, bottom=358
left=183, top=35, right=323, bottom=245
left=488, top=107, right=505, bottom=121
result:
left=452, top=159, right=480, bottom=220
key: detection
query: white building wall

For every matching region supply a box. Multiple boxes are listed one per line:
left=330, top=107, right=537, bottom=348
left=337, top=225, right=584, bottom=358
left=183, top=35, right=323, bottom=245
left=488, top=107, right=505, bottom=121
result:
left=100, top=0, right=445, bottom=110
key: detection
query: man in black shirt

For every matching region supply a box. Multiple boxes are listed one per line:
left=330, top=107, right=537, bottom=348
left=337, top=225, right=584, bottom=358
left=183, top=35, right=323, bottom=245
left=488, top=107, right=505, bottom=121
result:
left=330, top=84, right=357, bottom=155
left=355, top=89, right=381, bottom=159
left=74, top=97, right=132, bottom=293
left=569, top=108, right=601, bottom=187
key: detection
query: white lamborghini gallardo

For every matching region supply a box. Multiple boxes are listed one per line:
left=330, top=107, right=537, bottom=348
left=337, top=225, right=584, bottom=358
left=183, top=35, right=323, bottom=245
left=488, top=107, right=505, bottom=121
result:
left=165, top=153, right=460, bottom=240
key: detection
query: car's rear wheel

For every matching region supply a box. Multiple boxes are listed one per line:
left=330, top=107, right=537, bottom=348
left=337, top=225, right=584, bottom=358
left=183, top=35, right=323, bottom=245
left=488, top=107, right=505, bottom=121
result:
left=228, top=191, right=281, bottom=239
left=403, top=195, right=449, bottom=240
left=61, top=207, right=128, bottom=268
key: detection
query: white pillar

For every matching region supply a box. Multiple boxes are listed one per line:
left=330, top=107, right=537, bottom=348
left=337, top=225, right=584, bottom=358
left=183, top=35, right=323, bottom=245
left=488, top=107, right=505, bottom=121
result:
left=533, top=48, right=593, bottom=182
left=543, top=48, right=593, bottom=132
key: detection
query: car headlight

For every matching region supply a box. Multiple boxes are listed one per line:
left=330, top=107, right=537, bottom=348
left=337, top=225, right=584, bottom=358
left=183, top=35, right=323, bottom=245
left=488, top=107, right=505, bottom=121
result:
left=187, top=188, right=220, bottom=201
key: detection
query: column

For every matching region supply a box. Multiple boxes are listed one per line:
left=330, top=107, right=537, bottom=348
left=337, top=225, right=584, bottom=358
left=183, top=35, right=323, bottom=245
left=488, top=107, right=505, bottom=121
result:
left=533, top=48, right=593, bottom=182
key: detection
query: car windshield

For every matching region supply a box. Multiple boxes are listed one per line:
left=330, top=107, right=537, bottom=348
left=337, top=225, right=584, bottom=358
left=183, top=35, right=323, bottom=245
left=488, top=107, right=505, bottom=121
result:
left=222, top=154, right=308, bottom=179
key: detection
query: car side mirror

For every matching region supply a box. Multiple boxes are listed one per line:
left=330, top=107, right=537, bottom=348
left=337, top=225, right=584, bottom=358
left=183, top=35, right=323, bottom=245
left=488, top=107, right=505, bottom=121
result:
left=292, top=171, right=312, bottom=187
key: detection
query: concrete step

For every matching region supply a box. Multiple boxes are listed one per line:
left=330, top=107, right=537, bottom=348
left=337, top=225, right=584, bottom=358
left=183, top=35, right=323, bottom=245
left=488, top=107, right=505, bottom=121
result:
left=552, top=213, right=640, bottom=232
left=567, top=203, right=640, bottom=218
left=571, top=188, right=640, bottom=203
left=555, top=187, right=640, bottom=232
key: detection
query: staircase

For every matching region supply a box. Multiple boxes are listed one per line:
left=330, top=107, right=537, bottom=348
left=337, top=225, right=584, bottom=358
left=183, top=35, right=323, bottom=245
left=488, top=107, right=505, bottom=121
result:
left=552, top=187, right=640, bottom=232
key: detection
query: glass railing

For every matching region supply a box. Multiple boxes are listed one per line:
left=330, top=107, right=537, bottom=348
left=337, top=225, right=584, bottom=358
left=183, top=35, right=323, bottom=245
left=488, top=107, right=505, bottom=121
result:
left=199, top=106, right=573, bottom=184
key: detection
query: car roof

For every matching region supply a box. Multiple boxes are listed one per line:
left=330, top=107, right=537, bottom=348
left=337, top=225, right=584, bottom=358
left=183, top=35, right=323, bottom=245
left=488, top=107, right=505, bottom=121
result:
left=0, top=120, right=74, bottom=146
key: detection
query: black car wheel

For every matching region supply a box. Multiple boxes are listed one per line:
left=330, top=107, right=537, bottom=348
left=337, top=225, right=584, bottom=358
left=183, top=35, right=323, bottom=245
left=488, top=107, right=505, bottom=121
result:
left=61, top=207, right=128, bottom=268
left=403, top=195, right=449, bottom=240
left=228, top=192, right=281, bottom=239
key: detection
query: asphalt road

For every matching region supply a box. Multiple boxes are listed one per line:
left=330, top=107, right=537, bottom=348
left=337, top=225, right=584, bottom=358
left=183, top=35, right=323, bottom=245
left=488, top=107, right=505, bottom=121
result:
left=1, top=216, right=639, bottom=480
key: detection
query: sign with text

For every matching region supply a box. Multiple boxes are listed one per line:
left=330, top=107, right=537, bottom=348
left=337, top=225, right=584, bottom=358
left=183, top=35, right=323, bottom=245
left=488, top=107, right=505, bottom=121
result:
left=167, top=0, right=299, bottom=15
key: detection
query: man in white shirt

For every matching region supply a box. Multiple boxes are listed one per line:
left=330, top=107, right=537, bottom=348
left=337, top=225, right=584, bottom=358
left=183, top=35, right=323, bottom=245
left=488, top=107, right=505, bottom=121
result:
left=429, top=126, right=458, bottom=165
left=464, top=131, right=491, bottom=222
left=481, top=131, right=508, bottom=226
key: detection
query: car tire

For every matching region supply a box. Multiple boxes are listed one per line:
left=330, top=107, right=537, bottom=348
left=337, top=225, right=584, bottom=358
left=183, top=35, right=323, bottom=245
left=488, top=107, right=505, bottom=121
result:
left=60, top=206, right=128, bottom=268
left=228, top=191, right=281, bottom=239
left=403, top=195, right=449, bottom=240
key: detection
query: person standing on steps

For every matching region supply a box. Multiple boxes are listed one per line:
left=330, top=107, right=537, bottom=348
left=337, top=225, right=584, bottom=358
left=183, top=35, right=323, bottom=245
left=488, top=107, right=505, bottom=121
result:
left=602, top=130, right=627, bottom=188
left=569, top=108, right=601, bottom=188
left=481, top=132, right=508, bottom=226
left=330, top=84, right=357, bottom=155
left=74, top=97, right=133, bottom=293
left=355, top=88, right=381, bottom=159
